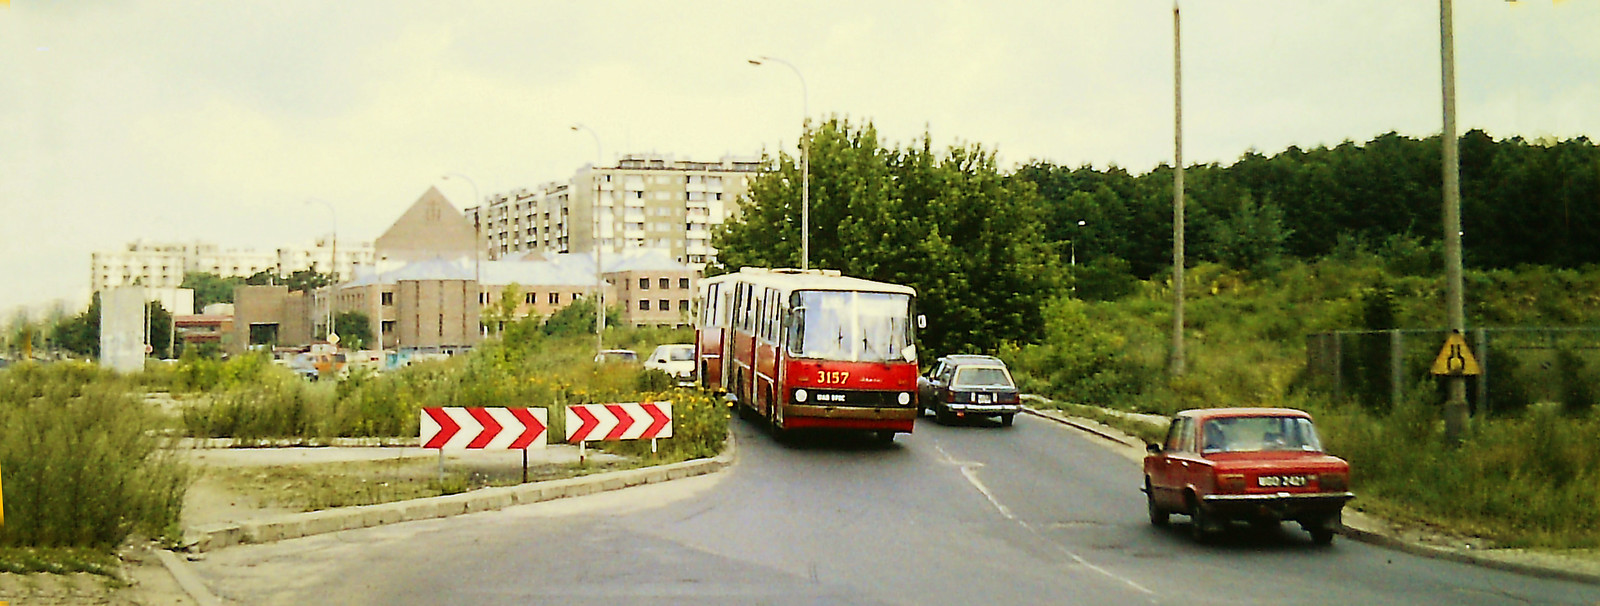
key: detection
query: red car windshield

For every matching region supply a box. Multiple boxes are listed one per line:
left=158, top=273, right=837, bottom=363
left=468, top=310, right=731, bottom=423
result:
left=1200, top=416, right=1323, bottom=453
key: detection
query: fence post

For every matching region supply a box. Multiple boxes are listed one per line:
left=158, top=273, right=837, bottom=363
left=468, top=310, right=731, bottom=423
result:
left=1333, top=333, right=1344, bottom=401
left=1388, top=330, right=1403, bottom=409
left=1475, top=328, right=1490, bottom=416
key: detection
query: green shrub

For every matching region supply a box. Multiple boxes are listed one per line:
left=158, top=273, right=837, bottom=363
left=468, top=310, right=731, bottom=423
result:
left=0, top=362, right=189, bottom=548
left=596, top=388, right=728, bottom=462
left=1556, top=348, right=1598, bottom=416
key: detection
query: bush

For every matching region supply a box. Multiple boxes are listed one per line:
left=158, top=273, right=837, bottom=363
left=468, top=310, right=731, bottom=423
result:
left=0, top=362, right=189, bottom=548
left=596, top=388, right=728, bottom=462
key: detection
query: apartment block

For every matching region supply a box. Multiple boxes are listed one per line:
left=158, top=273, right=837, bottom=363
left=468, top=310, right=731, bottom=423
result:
left=90, top=239, right=375, bottom=293
left=466, top=153, right=761, bottom=268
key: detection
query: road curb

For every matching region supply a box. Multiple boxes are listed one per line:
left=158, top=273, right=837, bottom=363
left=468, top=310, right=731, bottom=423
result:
left=1337, top=517, right=1600, bottom=586
left=1023, top=401, right=1600, bottom=587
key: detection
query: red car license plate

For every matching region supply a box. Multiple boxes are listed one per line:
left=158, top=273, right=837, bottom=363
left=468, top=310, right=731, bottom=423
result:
left=1257, top=475, right=1310, bottom=488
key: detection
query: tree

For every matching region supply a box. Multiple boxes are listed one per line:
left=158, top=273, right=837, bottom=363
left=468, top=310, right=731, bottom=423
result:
left=1201, top=192, right=1291, bottom=272
left=333, top=311, right=372, bottom=350
left=541, top=297, right=622, bottom=338
left=181, top=272, right=245, bottom=309
left=715, top=118, right=1064, bottom=357
left=245, top=269, right=278, bottom=286
left=53, top=293, right=101, bottom=357
left=482, top=284, right=522, bottom=336
left=284, top=269, right=333, bottom=293
left=146, top=301, right=173, bottom=359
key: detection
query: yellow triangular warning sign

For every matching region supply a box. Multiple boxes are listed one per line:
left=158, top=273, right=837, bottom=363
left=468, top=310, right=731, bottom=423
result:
left=1431, top=332, right=1482, bottom=376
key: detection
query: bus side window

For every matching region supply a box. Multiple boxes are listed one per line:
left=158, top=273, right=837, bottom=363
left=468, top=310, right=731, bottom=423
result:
left=743, top=283, right=758, bottom=334
left=786, top=307, right=806, bottom=355
left=764, top=288, right=779, bottom=341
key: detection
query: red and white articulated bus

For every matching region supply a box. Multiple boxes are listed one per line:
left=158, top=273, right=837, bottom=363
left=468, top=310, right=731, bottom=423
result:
left=695, top=267, right=921, bottom=442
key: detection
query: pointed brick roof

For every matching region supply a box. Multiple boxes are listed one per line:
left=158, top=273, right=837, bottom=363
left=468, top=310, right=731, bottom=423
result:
left=374, top=186, right=478, bottom=263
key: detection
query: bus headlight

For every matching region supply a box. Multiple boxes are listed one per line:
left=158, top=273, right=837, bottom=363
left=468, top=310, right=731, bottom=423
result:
left=898, top=392, right=911, bottom=405
left=794, top=389, right=808, bottom=403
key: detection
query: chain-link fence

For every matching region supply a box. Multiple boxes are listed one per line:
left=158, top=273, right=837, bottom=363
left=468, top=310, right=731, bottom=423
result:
left=1305, top=328, right=1600, bottom=416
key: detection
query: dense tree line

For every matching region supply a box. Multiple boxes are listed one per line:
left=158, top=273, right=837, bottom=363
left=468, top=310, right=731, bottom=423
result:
left=1017, top=130, right=1600, bottom=284
left=716, top=123, right=1598, bottom=356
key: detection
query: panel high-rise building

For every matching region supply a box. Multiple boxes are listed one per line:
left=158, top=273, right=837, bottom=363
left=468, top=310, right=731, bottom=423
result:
left=89, top=239, right=374, bottom=293
left=466, top=153, right=762, bottom=267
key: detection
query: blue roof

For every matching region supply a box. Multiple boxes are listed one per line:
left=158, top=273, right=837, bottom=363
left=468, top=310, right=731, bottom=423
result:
left=342, top=250, right=690, bottom=289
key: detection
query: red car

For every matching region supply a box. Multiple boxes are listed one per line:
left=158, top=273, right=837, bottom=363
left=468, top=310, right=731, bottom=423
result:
left=1142, top=408, right=1353, bottom=544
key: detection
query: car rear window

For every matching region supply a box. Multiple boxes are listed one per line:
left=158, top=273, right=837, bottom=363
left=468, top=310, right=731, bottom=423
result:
left=1200, top=416, right=1323, bottom=453
left=952, top=366, right=1014, bottom=388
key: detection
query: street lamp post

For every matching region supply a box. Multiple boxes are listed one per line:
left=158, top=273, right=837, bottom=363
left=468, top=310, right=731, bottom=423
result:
left=1071, top=219, right=1087, bottom=298
left=442, top=172, right=483, bottom=336
left=305, top=199, right=337, bottom=346
left=571, top=124, right=606, bottom=356
left=748, top=55, right=809, bottom=271
left=1169, top=1, right=1187, bottom=377
left=1440, top=0, right=1468, bottom=442
left=1070, top=220, right=1088, bottom=268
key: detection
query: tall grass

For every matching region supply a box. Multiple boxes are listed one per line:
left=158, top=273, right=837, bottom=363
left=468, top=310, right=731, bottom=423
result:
left=1318, top=396, right=1600, bottom=548
left=0, top=362, right=189, bottom=548
left=172, top=327, right=727, bottom=461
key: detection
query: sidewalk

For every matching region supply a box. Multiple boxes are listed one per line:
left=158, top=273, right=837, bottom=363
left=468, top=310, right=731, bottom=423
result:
left=1022, top=405, right=1600, bottom=586
left=176, top=441, right=731, bottom=551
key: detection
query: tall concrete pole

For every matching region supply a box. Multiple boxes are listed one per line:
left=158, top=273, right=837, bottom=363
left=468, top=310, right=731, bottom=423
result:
left=306, top=199, right=337, bottom=344
left=749, top=56, right=809, bottom=270
left=1169, top=2, right=1187, bottom=377
left=1441, top=0, right=1469, bottom=442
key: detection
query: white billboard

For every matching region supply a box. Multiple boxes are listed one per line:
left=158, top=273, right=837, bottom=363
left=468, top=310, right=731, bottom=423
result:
left=100, top=286, right=147, bottom=373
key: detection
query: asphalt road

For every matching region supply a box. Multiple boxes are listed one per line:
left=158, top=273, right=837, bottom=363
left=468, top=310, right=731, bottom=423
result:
left=191, top=414, right=1600, bottom=605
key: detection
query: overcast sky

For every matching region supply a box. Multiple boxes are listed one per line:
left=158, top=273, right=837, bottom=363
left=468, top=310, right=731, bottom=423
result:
left=3, top=1, right=1596, bottom=317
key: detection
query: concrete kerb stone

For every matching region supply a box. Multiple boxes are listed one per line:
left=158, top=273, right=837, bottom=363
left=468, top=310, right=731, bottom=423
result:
left=1023, top=398, right=1600, bottom=587
left=181, top=433, right=738, bottom=554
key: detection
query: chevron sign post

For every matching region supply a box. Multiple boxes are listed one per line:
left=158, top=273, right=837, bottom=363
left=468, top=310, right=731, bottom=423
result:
left=565, top=402, right=672, bottom=456
left=422, top=407, right=549, bottom=483
left=421, top=407, right=549, bottom=449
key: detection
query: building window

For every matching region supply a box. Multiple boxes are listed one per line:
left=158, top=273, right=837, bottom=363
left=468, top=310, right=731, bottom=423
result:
left=380, top=292, right=394, bottom=306
left=525, top=293, right=536, bottom=304
left=679, top=299, right=689, bottom=311
left=640, top=300, right=651, bottom=311
left=549, top=292, right=559, bottom=304
left=639, top=278, right=649, bottom=290
left=658, top=277, right=670, bottom=289
left=678, top=277, right=689, bottom=289
left=659, top=299, right=670, bottom=311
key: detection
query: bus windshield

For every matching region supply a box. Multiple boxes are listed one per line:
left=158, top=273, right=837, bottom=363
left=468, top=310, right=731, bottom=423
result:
left=791, top=291, right=914, bottom=363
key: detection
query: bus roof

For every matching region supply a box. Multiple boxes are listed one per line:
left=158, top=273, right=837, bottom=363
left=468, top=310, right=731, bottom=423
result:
left=702, top=267, right=916, bottom=297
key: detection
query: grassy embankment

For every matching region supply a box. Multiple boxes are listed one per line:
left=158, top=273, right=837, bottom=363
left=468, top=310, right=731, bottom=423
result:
left=1006, top=255, right=1600, bottom=550
left=0, top=323, right=726, bottom=574
left=0, top=362, right=188, bottom=575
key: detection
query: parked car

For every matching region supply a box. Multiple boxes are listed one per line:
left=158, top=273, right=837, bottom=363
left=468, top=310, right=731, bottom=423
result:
left=594, top=349, right=639, bottom=364
left=1142, top=407, right=1354, bottom=544
left=644, top=344, right=696, bottom=386
left=918, top=355, right=1020, bottom=426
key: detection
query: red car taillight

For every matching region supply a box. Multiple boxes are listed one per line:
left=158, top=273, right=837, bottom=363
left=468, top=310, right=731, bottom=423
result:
left=1217, top=473, right=1247, bottom=493
left=1319, top=472, right=1349, bottom=492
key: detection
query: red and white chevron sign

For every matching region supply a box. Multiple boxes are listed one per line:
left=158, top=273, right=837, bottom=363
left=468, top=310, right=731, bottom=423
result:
left=565, top=402, right=673, bottom=443
left=421, top=407, right=548, bottom=449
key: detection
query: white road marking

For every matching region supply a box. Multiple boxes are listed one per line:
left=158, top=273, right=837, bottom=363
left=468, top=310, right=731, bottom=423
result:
left=934, top=441, right=1156, bottom=598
